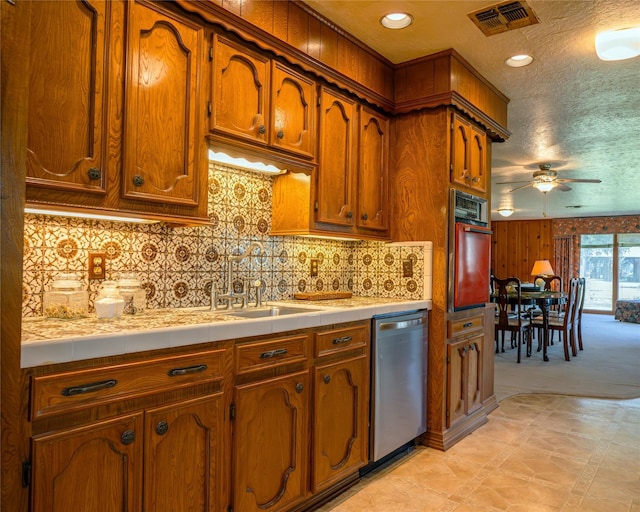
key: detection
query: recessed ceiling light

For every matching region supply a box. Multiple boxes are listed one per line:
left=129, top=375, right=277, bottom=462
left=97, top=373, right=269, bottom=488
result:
left=505, top=54, right=534, bottom=67
left=595, top=27, right=640, bottom=61
left=380, top=12, right=413, bottom=29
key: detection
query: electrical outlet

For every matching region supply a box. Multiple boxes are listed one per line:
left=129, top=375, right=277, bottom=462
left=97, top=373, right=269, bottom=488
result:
left=310, top=258, right=319, bottom=277
left=402, top=259, right=413, bottom=278
left=89, top=252, right=106, bottom=280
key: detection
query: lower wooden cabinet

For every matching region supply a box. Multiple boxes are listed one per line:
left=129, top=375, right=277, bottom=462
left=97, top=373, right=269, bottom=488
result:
left=31, top=394, right=223, bottom=512
left=233, top=371, right=311, bottom=512
left=31, top=414, right=143, bottom=512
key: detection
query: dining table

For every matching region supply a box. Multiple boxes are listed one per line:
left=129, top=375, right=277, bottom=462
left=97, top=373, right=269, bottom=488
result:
left=492, top=290, right=567, bottom=362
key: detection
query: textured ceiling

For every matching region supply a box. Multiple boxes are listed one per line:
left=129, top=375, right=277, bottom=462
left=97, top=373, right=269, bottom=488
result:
left=303, top=0, right=640, bottom=221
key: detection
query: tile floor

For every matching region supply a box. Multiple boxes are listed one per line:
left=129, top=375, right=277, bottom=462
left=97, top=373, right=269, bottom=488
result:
left=319, top=394, right=640, bottom=511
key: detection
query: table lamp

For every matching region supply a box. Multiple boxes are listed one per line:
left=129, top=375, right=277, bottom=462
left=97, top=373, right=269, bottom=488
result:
left=531, top=259, right=554, bottom=288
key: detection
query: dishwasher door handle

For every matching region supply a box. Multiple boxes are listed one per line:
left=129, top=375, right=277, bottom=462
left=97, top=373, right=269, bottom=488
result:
left=379, top=317, right=424, bottom=331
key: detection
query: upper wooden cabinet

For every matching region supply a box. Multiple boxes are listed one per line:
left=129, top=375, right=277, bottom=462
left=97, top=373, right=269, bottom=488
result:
left=211, top=34, right=316, bottom=161
left=450, top=112, right=487, bottom=193
left=26, top=0, right=110, bottom=195
left=357, top=107, right=390, bottom=233
left=316, top=87, right=359, bottom=228
left=211, top=34, right=270, bottom=145
left=25, top=0, right=209, bottom=223
left=271, top=89, right=390, bottom=240
left=122, top=0, right=205, bottom=209
left=270, top=61, right=316, bottom=159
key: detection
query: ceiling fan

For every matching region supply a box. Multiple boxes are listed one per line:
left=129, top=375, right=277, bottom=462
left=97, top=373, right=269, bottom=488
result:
left=497, top=163, right=602, bottom=193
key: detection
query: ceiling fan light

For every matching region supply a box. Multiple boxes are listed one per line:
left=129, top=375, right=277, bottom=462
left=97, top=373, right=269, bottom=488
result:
left=595, top=27, right=640, bottom=61
left=380, top=12, right=413, bottom=29
left=498, top=207, right=514, bottom=217
left=533, top=181, right=557, bottom=193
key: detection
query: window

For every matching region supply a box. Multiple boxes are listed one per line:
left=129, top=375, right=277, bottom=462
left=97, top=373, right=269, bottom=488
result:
left=580, top=233, right=640, bottom=313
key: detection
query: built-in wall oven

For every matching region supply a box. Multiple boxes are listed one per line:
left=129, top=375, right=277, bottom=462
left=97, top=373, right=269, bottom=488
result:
left=449, top=189, right=492, bottom=312
left=369, top=310, right=428, bottom=464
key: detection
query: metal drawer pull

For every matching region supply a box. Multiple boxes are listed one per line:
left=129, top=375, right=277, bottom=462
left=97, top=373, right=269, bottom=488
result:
left=61, top=379, right=118, bottom=396
left=379, top=317, right=424, bottom=331
left=167, top=364, right=208, bottom=377
left=259, top=348, right=288, bottom=359
left=463, top=322, right=473, bottom=328
left=332, top=336, right=352, bottom=345
left=121, top=430, right=135, bottom=445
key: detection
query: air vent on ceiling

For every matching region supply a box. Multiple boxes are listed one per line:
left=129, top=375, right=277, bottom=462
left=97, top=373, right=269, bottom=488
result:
left=468, top=0, right=539, bottom=36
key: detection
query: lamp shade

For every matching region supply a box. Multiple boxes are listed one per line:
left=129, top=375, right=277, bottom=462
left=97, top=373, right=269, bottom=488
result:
left=531, top=259, right=554, bottom=276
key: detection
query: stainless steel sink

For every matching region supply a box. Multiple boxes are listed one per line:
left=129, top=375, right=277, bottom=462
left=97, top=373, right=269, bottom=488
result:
left=226, top=306, right=323, bottom=318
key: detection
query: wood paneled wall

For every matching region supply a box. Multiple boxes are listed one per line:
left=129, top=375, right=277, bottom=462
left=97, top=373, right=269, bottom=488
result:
left=491, top=219, right=553, bottom=283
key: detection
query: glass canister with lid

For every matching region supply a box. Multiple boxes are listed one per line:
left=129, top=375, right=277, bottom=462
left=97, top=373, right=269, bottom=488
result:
left=43, top=272, right=89, bottom=319
left=116, top=272, right=146, bottom=314
left=94, top=280, right=125, bottom=319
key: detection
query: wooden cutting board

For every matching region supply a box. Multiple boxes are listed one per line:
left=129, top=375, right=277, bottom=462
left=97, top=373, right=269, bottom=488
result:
left=293, top=291, right=353, bottom=301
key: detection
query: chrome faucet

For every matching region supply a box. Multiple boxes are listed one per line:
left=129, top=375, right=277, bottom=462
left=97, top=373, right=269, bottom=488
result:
left=212, top=241, right=265, bottom=310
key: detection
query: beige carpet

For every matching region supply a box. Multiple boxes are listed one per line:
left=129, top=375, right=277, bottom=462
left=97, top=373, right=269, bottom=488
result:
left=494, top=313, right=640, bottom=401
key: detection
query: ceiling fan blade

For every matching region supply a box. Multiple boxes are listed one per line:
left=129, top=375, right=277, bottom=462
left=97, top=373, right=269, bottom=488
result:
left=496, top=180, right=531, bottom=185
left=556, top=178, right=602, bottom=183
left=509, top=183, right=534, bottom=192
left=556, top=183, right=572, bottom=192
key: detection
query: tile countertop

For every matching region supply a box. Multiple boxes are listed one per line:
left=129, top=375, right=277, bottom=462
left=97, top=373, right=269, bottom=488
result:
left=21, top=297, right=431, bottom=368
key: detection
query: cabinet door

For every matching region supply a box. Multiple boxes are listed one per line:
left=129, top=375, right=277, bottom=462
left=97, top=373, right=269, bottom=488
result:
left=468, top=124, right=487, bottom=192
left=466, top=334, right=484, bottom=415
left=212, top=34, right=270, bottom=144
left=450, top=113, right=471, bottom=189
left=31, top=414, right=143, bottom=512
left=312, top=354, right=369, bottom=493
left=270, top=61, right=316, bottom=159
left=446, top=338, right=467, bottom=428
left=123, top=1, right=203, bottom=207
left=233, top=371, right=310, bottom=512
left=144, top=394, right=223, bottom=512
left=357, top=107, right=389, bottom=232
left=26, top=0, right=109, bottom=194
left=316, top=87, right=358, bottom=227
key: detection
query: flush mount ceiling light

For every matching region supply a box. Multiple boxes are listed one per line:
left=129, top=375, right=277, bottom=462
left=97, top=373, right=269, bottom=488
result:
left=505, top=54, right=533, bottom=67
left=208, top=150, right=286, bottom=175
left=380, top=12, right=413, bottom=29
left=497, top=207, right=515, bottom=217
left=595, top=27, right=640, bottom=61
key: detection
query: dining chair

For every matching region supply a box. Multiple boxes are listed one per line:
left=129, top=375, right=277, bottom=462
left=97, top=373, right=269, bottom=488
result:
left=530, top=274, right=563, bottom=344
left=492, top=276, right=532, bottom=363
left=532, top=277, right=579, bottom=361
left=574, top=277, right=586, bottom=351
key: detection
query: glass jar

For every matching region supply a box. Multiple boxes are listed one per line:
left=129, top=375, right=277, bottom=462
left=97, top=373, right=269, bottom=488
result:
left=94, top=281, right=125, bottom=319
left=117, top=272, right=146, bottom=314
left=43, top=273, right=89, bottom=319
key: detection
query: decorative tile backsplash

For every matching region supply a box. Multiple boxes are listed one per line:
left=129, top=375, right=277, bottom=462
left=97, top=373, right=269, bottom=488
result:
left=22, top=164, right=426, bottom=317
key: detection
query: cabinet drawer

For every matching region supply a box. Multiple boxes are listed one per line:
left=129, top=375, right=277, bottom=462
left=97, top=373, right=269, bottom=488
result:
left=448, top=314, right=484, bottom=338
left=314, top=324, right=368, bottom=358
left=235, top=334, right=309, bottom=376
left=31, top=349, right=225, bottom=420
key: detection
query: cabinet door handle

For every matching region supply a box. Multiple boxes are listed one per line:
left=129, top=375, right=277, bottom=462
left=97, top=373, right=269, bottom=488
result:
left=87, top=167, right=101, bottom=180
left=121, top=430, right=135, bottom=445
left=167, top=364, right=208, bottom=377
left=259, top=348, right=288, bottom=359
left=276, top=130, right=284, bottom=139
left=323, top=374, right=331, bottom=384
left=61, top=379, right=118, bottom=396
left=361, top=213, right=368, bottom=221
left=132, top=175, right=144, bottom=187
left=258, top=124, right=266, bottom=135
left=155, top=421, right=169, bottom=436
left=332, top=335, right=352, bottom=345
left=295, top=383, right=304, bottom=393
left=463, top=322, right=473, bottom=328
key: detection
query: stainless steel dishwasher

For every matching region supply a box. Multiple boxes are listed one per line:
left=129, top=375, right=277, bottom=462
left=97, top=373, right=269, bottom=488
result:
left=370, top=310, right=428, bottom=462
